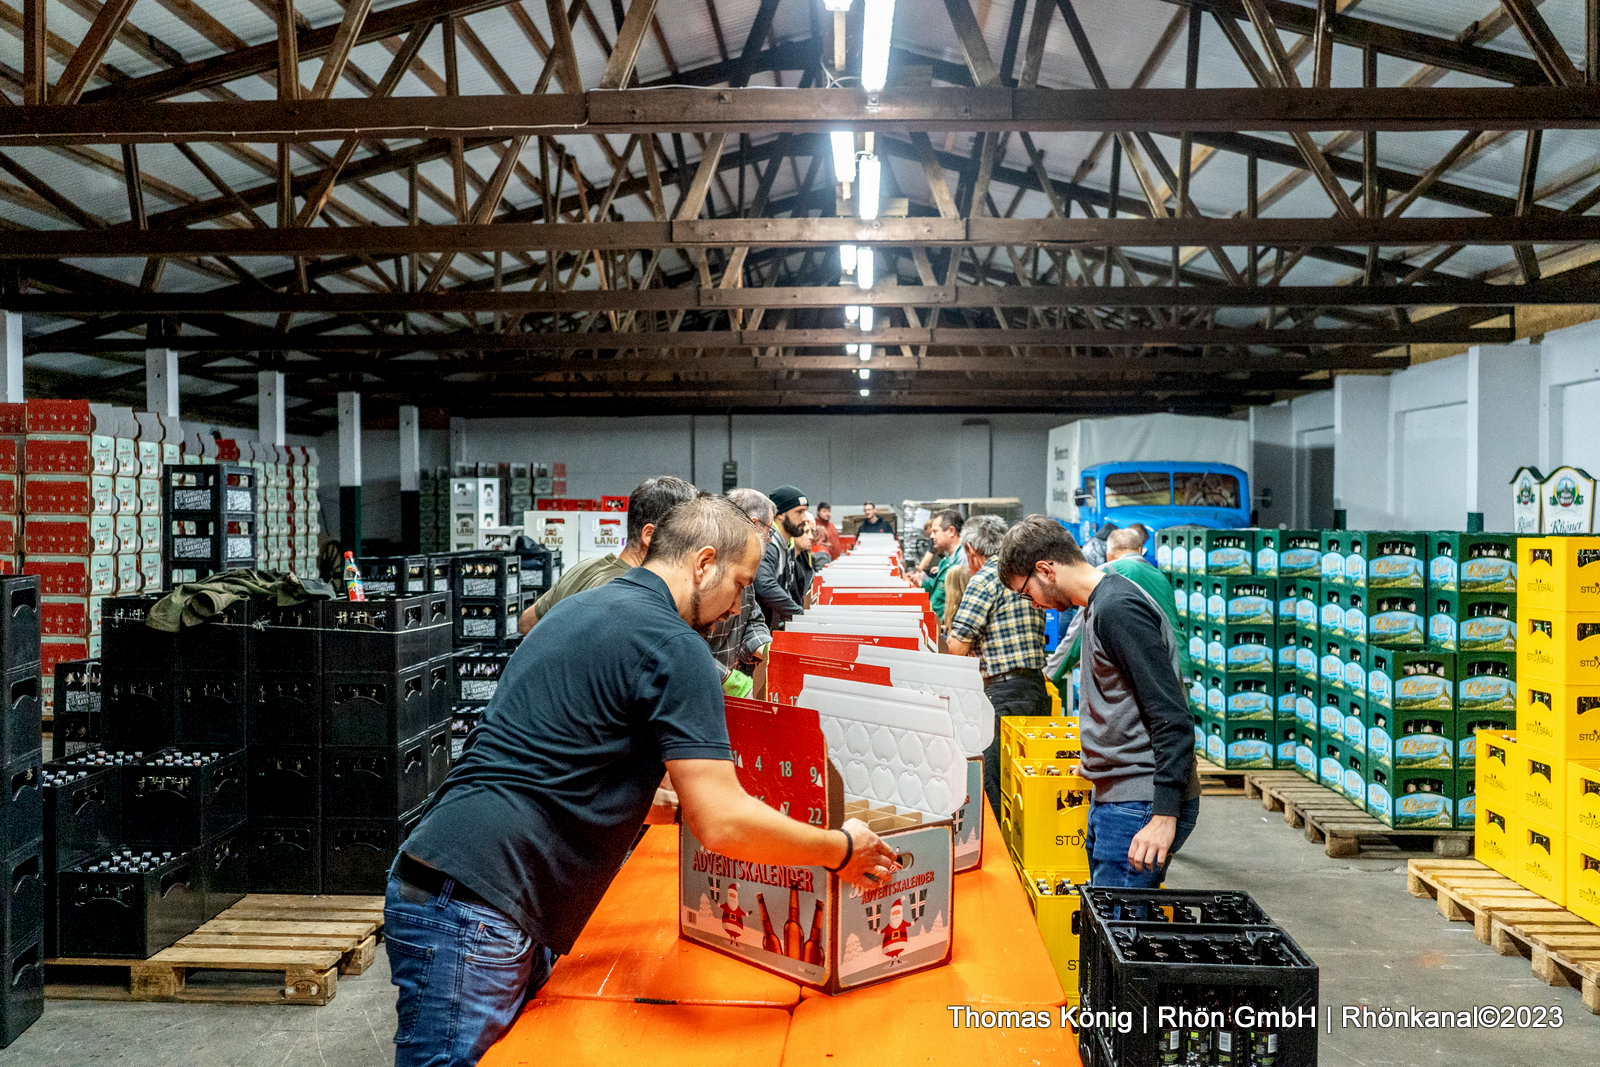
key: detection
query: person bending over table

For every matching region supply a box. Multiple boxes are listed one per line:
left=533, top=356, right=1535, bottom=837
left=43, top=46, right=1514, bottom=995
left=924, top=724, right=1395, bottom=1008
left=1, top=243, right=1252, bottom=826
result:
left=387, top=494, right=898, bottom=1067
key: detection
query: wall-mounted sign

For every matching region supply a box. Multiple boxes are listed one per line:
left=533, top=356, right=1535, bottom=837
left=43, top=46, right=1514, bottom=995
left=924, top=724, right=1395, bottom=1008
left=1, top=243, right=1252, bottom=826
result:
left=1542, top=465, right=1595, bottom=534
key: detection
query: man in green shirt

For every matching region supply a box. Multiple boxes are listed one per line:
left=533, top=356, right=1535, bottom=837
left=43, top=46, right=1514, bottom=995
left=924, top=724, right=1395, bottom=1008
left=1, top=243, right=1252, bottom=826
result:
left=1052, top=527, right=1192, bottom=686
left=912, top=509, right=964, bottom=620
left=519, top=476, right=696, bottom=633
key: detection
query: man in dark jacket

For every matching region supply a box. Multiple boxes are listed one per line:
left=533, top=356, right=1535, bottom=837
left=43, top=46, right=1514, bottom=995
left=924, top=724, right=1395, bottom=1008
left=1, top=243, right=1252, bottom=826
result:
left=998, top=516, right=1201, bottom=888
left=755, top=484, right=809, bottom=629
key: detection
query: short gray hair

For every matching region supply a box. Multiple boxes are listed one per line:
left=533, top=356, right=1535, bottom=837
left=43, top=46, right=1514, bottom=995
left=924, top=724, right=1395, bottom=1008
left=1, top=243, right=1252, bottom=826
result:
left=726, top=487, right=776, bottom=523
left=961, top=514, right=1008, bottom=559
left=644, top=494, right=760, bottom=567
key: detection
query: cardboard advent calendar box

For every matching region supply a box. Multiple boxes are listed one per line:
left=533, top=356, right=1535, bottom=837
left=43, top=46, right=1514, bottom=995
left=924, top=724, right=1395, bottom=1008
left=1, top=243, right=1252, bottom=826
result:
left=679, top=686, right=958, bottom=995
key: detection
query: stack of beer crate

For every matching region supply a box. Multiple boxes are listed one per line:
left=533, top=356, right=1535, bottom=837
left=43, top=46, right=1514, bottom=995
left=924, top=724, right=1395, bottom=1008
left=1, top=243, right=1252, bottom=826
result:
left=999, top=714, right=1089, bottom=996
left=0, top=576, right=43, bottom=1046
left=161, top=463, right=257, bottom=588
left=1474, top=537, right=1600, bottom=921
left=419, top=469, right=449, bottom=553
left=246, top=442, right=294, bottom=572
left=287, top=446, right=320, bottom=577
left=447, top=647, right=514, bottom=760
left=0, top=406, right=21, bottom=579
left=451, top=553, right=522, bottom=649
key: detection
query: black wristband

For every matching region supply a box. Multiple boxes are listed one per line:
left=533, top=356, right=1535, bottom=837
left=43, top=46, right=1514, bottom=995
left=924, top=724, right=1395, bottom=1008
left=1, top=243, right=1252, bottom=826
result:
left=824, top=828, right=853, bottom=873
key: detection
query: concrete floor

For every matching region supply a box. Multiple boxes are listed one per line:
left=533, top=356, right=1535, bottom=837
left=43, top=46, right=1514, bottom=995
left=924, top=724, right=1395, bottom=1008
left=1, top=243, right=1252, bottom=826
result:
left=2, top=795, right=1594, bottom=1066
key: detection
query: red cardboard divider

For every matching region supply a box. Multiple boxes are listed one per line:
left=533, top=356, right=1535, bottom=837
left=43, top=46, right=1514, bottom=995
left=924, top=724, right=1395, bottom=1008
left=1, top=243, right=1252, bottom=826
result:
left=766, top=652, right=892, bottom=707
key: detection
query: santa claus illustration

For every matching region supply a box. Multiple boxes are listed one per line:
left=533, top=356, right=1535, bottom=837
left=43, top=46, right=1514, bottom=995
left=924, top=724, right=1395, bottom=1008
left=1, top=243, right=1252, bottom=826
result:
left=720, top=883, right=747, bottom=945
left=880, top=899, right=911, bottom=965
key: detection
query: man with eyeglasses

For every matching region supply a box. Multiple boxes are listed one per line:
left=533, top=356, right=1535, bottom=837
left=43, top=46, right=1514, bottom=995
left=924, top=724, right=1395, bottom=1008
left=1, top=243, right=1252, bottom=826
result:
left=945, top=514, right=1049, bottom=818
left=995, top=515, right=1200, bottom=889
left=711, top=488, right=779, bottom=698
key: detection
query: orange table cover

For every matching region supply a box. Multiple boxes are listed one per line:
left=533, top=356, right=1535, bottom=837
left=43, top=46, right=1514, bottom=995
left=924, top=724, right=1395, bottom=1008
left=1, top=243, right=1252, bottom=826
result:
left=494, top=807, right=1071, bottom=1065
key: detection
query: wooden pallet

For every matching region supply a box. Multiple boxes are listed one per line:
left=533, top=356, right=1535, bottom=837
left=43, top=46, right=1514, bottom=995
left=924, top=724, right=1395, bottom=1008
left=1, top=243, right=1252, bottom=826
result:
left=1242, top=770, right=1475, bottom=858
left=1408, top=859, right=1600, bottom=1015
left=1194, top=756, right=1247, bottom=796
left=46, top=894, right=384, bottom=1006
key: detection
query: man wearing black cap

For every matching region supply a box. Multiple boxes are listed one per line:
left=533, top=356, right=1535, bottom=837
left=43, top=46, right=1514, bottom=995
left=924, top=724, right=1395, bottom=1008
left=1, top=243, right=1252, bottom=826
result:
left=756, top=485, right=809, bottom=629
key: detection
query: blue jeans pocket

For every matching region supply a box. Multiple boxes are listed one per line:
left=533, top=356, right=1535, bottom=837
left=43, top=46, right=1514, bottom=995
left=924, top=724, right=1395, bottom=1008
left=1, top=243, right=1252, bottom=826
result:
left=385, top=935, right=435, bottom=1046
left=464, top=910, right=533, bottom=968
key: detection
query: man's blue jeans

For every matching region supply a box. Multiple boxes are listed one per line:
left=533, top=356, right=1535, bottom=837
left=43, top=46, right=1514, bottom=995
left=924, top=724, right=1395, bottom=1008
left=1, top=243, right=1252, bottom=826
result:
left=1084, top=797, right=1201, bottom=887
left=385, top=873, right=556, bottom=1067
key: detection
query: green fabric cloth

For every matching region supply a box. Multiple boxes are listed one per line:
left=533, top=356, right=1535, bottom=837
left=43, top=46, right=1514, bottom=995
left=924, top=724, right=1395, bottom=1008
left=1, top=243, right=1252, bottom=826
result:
left=1051, top=556, right=1191, bottom=685
left=921, top=551, right=957, bottom=618
left=148, top=569, right=335, bottom=632
left=533, top=553, right=631, bottom=619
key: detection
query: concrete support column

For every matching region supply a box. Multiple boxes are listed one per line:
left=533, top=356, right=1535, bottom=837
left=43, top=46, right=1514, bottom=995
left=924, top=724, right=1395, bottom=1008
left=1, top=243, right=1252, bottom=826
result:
left=145, top=347, right=178, bottom=417
left=1332, top=375, right=1391, bottom=530
left=449, top=416, right=467, bottom=468
left=258, top=369, right=285, bottom=446
left=398, top=405, right=421, bottom=553
left=1466, top=345, right=1541, bottom=532
left=1, top=312, right=22, bottom=403
left=338, top=391, right=362, bottom=557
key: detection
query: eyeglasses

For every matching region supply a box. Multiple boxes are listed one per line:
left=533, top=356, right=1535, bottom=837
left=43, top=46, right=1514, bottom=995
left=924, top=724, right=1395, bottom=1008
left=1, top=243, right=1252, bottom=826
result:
left=1012, top=572, right=1045, bottom=607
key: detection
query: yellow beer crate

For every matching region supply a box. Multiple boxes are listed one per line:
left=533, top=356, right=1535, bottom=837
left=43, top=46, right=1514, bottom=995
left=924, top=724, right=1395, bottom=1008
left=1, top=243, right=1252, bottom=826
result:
left=1515, top=815, right=1566, bottom=905
left=1022, top=868, right=1089, bottom=1002
left=1001, top=721, right=1080, bottom=800
left=1518, top=536, right=1600, bottom=612
left=1517, top=606, right=1600, bottom=686
left=1515, top=750, right=1567, bottom=826
left=1476, top=730, right=1518, bottom=807
left=1517, top=680, right=1600, bottom=763
left=1567, top=838, right=1600, bottom=926
left=1009, top=757, right=1091, bottom=868
left=1568, top=759, right=1600, bottom=851
left=1475, top=800, right=1518, bottom=879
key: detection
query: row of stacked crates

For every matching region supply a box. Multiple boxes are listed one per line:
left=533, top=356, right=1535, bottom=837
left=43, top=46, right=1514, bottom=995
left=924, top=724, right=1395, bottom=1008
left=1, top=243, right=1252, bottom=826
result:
left=1076, top=887, right=1318, bottom=1067
left=1159, top=527, right=1517, bottom=830
left=997, top=714, right=1089, bottom=998
left=41, top=586, right=455, bottom=963
left=0, top=577, right=43, bottom=1046
left=241, top=441, right=320, bottom=576
left=1475, top=536, right=1600, bottom=922
left=351, top=550, right=551, bottom=649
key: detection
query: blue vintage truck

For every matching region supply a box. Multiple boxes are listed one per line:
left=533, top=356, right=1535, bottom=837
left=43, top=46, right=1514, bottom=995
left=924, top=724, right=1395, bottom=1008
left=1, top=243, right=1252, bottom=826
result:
left=1068, top=461, right=1252, bottom=552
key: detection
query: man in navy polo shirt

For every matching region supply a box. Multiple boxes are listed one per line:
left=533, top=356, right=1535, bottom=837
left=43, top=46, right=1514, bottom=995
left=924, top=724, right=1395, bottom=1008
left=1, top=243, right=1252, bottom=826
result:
left=388, top=495, right=898, bottom=1066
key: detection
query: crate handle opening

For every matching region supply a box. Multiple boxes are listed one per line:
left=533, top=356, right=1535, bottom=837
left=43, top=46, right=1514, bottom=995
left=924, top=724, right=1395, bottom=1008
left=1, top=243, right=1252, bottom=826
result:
left=12, top=855, right=38, bottom=891
left=11, top=946, right=37, bottom=984
left=159, top=867, right=192, bottom=898
left=9, top=675, right=36, bottom=703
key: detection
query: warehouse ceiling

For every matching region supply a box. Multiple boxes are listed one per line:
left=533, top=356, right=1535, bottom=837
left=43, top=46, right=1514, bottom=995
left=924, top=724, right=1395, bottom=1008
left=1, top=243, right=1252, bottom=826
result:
left=3, top=0, right=1599, bottom=431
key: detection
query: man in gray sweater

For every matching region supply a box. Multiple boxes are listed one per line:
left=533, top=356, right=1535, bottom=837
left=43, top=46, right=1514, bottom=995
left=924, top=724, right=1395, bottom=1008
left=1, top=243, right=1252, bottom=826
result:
left=998, top=516, right=1201, bottom=887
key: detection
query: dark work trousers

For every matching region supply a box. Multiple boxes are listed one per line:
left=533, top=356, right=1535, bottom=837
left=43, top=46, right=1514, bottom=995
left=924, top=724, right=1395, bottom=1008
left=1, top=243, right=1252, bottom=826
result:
left=981, top=667, right=1051, bottom=819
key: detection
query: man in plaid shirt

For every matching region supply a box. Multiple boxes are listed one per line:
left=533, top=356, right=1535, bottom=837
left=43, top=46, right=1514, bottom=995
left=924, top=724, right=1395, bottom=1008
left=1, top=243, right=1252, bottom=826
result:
left=947, top=514, right=1048, bottom=817
left=706, top=488, right=776, bottom=697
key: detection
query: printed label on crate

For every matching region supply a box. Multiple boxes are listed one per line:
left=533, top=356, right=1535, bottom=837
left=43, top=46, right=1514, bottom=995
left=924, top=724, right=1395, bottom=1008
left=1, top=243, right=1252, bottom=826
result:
left=1343, top=713, right=1365, bottom=748
left=1206, top=688, right=1224, bottom=715
left=1394, top=675, right=1451, bottom=710
left=1459, top=617, right=1515, bottom=652
left=462, top=618, right=497, bottom=638
left=1295, top=646, right=1317, bottom=681
left=1457, top=676, right=1515, bottom=711
left=1344, top=660, right=1366, bottom=693
left=1256, top=545, right=1278, bottom=576
left=1319, top=755, right=1342, bottom=787
left=1225, top=644, right=1272, bottom=671
left=1368, top=552, right=1424, bottom=589
left=1368, top=671, right=1392, bottom=707
left=1368, top=721, right=1391, bottom=762
left=1206, top=593, right=1225, bottom=623
left=1321, top=551, right=1344, bottom=584
left=1543, top=466, right=1595, bottom=534
left=462, top=578, right=498, bottom=598
left=1188, top=546, right=1204, bottom=572
left=172, top=488, right=212, bottom=510
left=1320, top=601, right=1344, bottom=637
left=1226, top=691, right=1273, bottom=719
left=1320, top=704, right=1344, bottom=735
left=1277, top=736, right=1296, bottom=763
left=1205, top=734, right=1225, bottom=763
left=1226, top=595, right=1273, bottom=626
left=1281, top=546, right=1319, bottom=576
left=1320, top=653, right=1344, bottom=689
left=1156, top=544, right=1172, bottom=568
left=1226, top=739, right=1273, bottom=768
left=1345, top=606, right=1367, bottom=640
left=1393, top=791, right=1453, bottom=829
left=1343, top=766, right=1364, bottom=799
left=1370, top=607, right=1424, bottom=646
left=1188, top=590, right=1204, bottom=617
left=1345, top=551, right=1366, bottom=583
left=460, top=679, right=498, bottom=702
left=225, top=488, right=252, bottom=512
left=1295, top=599, right=1316, bottom=630
left=1296, top=744, right=1316, bottom=777
left=225, top=536, right=254, bottom=560
left=1394, top=733, right=1452, bottom=768
left=1206, top=547, right=1252, bottom=575
left=172, top=537, right=214, bottom=560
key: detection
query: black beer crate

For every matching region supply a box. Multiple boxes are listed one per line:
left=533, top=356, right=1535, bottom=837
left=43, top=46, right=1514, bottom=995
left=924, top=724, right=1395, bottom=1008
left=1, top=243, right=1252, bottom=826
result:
left=452, top=649, right=514, bottom=707
left=354, top=556, right=430, bottom=597
left=51, top=659, right=101, bottom=757
left=1, top=756, right=41, bottom=859
left=425, top=556, right=455, bottom=593
left=2, top=847, right=42, bottom=961
left=100, top=675, right=175, bottom=752
left=322, top=734, right=430, bottom=819
left=253, top=601, right=323, bottom=673
left=100, top=596, right=174, bottom=675
left=1079, top=923, right=1319, bottom=1067
left=120, top=748, right=246, bottom=849
left=322, top=663, right=431, bottom=747
left=42, top=757, right=120, bottom=870
left=163, top=463, right=257, bottom=518
left=449, top=706, right=482, bottom=763
left=173, top=600, right=253, bottom=676
left=246, top=673, right=321, bottom=746
left=172, top=674, right=248, bottom=749
left=195, top=828, right=248, bottom=921
left=518, top=542, right=554, bottom=596
left=0, top=941, right=43, bottom=1048
left=323, top=594, right=449, bottom=673
left=453, top=598, right=520, bottom=649
left=322, top=805, right=426, bottom=895
left=247, top=818, right=319, bottom=894
left=424, top=724, right=451, bottom=792
left=426, top=655, right=452, bottom=728
left=452, top=553, right=521, bottom=602
left=56, top=846, right=203, bottom=959
left=0, top=577, right=39, bottom=670
left=248, top=746, right=320, bottom=820
left=1, top=669, right=39, bottom=768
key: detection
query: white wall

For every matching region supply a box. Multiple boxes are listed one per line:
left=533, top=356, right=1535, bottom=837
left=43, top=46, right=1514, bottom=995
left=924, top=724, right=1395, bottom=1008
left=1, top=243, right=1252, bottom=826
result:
left=319, top=412, right=1065, bottom=546
left=1539, top=318, right=1600, bottom=475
